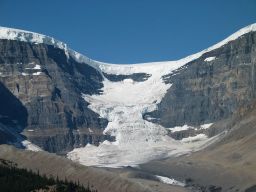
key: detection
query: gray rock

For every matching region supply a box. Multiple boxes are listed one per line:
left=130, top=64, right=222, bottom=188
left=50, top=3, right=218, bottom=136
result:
left=0, top=39, right=109, bottom=153
left=145, top=31, right=256, bottom=137
left=103, top=72, right=151, bottom=82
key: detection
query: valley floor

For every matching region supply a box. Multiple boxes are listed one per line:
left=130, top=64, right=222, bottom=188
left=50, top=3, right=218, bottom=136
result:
left=0, top=145, right=188, bottom=192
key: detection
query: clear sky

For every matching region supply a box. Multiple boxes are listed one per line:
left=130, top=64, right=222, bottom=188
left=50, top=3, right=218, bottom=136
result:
left=0, top=0, right=256, bottom=63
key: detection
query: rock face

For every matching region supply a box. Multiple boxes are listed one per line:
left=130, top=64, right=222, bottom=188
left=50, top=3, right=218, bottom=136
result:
left=103, top=72, right=151, bottom=82
left=145, top=31, right=256, bottom=133
left=0, top=39, right=109, bottom=153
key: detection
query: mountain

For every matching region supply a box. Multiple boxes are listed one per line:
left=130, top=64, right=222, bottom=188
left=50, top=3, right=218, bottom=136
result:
left=0, top=24, right=256, bottom=170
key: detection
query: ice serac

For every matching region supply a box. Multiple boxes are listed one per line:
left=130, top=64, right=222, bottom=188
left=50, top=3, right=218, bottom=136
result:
left=0, top=24, right=256, bottom=167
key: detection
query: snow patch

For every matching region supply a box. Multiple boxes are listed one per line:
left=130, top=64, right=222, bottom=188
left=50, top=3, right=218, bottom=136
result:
left=181, top=134, right=208, bottom=143
left=26, top=64, right=41, bottom=70
left=200, top=123, right=213, bottom=129
left=21, top=72, right=28, bottom=76
left=21, top=140, right=42, bottom=152
left=21, top=72, right=41, bottom=76
left=204, top=56, right=216, bottom=62
left=169, top=123, right=213, bottom=132
left=169, top=125, right=193, bottom=132
left=33, top=64, right=41, bottom=70
left=88, top=128, right=93, bottom=133
left=32, top=72, right=41, bottom=76
left=123, top=78, right=134, bottom=84
left=156, top=175, right=185, bottom=187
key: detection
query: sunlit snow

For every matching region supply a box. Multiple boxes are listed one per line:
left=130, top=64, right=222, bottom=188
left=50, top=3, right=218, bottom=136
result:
left=25, top=64, right=41, bottom=70
left=169, top=123, right=213, bottom=132
left=32, top=72, right=42, bottom=76
left=155, top=175, right=185, bottom=187
left=21, top=72, right=29, bottom=76
left=181, top=134, right=208, bottom=143
left=200, top=123, right=213, bottom=129
left=21, top=140, right=43, bottom=152
left=204, top=56, right=216, bottom=62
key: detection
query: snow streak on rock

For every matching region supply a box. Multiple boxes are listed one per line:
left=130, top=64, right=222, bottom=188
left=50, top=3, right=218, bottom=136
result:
left=155, top=175, right=185, bottom=187
left=169, top=123, right=213, bottom=133
left=204, top=56, right=216, bottom=62
left=21, top=140, right=43, bottom=152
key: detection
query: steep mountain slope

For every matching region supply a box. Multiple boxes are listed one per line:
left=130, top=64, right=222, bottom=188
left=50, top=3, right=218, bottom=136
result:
left=148, top=28, right=256, bottom=128
left=0, top=32, right=109, bottom=154
left=0, top=24, right=256, bottom=168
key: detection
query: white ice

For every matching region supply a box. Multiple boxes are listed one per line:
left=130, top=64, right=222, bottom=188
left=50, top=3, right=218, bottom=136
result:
left=181, top=134, right=208, bottom=143
left=169, top=125, right=194, bottom=132
left=32, top=72, right=41, bottom=76
left=21, top=72, right=29, bottom=76
left=21, top=140, right=43, bottom=152
left=200, top=123, right=213, bottom=129
left=26, top=64, right=41, bottom=70
left=204, top=56, right=216, bottom=62
left=155, top=175, right=185, bottom=187
left=169, top=123, right=213, bottom=132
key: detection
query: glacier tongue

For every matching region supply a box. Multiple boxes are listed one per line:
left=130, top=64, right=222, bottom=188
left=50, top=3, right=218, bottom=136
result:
left=67, top=62, right=218, bottom=168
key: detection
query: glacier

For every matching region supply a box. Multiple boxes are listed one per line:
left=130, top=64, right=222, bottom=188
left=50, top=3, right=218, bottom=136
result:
left=67, top=58, right=220, bottom=167
left=1, top=23, right=256, bottom=167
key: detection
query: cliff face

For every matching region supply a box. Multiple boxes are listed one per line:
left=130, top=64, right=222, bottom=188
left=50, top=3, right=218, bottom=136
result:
left=0, top=39, right=109, bottom=153
left=145, top=31, right=256, bottom=132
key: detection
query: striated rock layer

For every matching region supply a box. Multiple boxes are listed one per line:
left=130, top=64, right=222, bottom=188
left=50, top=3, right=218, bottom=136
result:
left=0, top=39, right=109, bottom=153
left=146, top=31, right=256, bottom=129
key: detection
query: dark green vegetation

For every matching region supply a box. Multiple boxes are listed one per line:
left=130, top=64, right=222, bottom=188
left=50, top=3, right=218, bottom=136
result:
left=0, top=159, right=97, bottom=192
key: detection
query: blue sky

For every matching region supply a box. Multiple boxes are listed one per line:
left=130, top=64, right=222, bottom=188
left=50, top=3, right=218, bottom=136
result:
left=0, top=0, right=256, bottom=63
